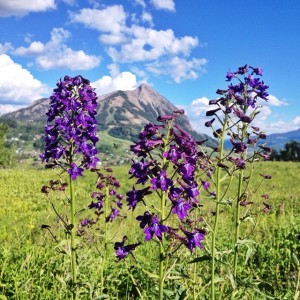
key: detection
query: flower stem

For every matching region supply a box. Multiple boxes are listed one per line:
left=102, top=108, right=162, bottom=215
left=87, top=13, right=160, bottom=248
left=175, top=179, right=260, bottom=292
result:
left=231, top=124, right=247, bottom=299
left=100, top=186, right=109, bottom=294
left=69, top=173, right=77, bottom=300
left=159, top=192, right=166, bottom=300
left=211, top=117, right=228, bottom=300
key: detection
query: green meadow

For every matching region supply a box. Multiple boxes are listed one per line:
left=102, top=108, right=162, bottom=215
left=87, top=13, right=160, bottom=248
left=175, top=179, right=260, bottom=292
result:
left=0, top=161, right=299, bottom=299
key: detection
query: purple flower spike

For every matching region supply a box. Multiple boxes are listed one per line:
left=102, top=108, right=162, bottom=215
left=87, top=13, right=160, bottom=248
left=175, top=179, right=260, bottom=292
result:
left=41, top=75, right=100, bottom=178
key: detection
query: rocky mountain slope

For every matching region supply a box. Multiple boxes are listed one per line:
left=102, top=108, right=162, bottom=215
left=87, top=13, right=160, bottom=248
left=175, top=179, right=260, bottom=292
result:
left=1, top=84, right=216, bottom=147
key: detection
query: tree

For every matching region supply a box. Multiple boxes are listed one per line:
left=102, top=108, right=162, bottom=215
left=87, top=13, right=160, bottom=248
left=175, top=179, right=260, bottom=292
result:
left=0, top=124, right=15, bottom=168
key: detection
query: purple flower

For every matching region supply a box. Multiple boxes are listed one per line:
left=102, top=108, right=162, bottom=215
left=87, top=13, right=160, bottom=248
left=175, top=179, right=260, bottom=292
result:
left=106, top=208, right=120, bottom=222
left=114, top=236, right=141, bottom=261
left=129, top=158, right=151, bottom=184
left=182, top=228, right=205, bottom=253
left=230, top=139, right=247, bottom=154
left=80, top=218, right=95, bottom=227
left=150, top=170, right=173, bottom=191
left=205, top=118, right=215, bottom=127
left=139, top=123, right=164, bottom=139
left=41, top=75, right=100, bottom=178
left=250, top=66, right=263, bottom=76
left=226, top=72, right=236, bottom=81
left=136, top=211, right=152, bottom=228
left=126, top=186, right=151, bottom=210
left=172, top=198, right=192, bottom=221
left=179, top=161, right=196, bottom=183
left=202, top=181, right=210, bottom=190
left=163, top=144, right=181, bottom=163
left=68, top=163, right=84, bottom=181
left=144, top=215, right=168, bottom=241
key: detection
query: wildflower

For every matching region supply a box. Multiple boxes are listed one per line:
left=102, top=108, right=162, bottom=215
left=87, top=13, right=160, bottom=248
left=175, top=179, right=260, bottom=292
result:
left=126, top=186, right=151, bottom=210
left=172, top=198, right=192, bottom=221
left=41, top=75, right=99, bottom=179
left=205, top=118, right=215, bottom=127
left=181, top=227, right=205, bottom=253
left=136, top=211, right=152, bottom=228
left=106, top=208, right=120, bottom=222
left=114, top=236, right=141, bottom=261
left=68, top=163, right=84, bottom=181
left=144, top=215, right=168, bottom=241
left=151, top=170, right=173, bottom=191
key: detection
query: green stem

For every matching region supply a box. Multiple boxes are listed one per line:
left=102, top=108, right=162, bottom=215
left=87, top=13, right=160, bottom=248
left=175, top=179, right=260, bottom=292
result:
left=231, top=123, right=247, bottom=300
left=69, top=173, right=77, bottom=300
left=158, top=192, right=166, bottom=300
left=100, top=186, right=109, bottom=294
left=211, top=117, right=228, bottom=300
left=232, top=170, right=243, bottom=279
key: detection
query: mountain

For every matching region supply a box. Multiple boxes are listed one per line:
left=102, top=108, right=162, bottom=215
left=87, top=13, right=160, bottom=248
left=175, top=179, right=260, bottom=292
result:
left=1, top=84, right=216, bottom=149
left=223, top=128, right=300, bottom=151
left=265, top=128, right=300, bottom=150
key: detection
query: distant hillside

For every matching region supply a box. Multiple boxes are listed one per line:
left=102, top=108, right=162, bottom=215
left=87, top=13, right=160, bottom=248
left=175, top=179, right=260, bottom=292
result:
left=265, top=128, right=300, bottom=150
left=0, top=84, right=217, bottom=152
left=223, top=128, right=300, bottom=151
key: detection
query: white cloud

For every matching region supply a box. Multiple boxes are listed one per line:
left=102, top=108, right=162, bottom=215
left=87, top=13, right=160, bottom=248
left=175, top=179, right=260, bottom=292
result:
left=14, top=41, right=45, bottom=56
left=69, top=4, right=205, bottom=83
left=150, top=0, right=175, bottom=11
left=0, top=104, right=23, bottom=115
left=108, top=26, right=199, bottom=62
left=0, top=42, right=12, bottom=54
left=141, top=11, right=153, bottom=26
left=266, top=94, right=288, bottom=106
left=0, top=54, right=49, bottom=111
left=92, top=71, right=138, bottom=95
left=292, top=116, right=300, bottom=127
left=70, top=6, right=126, bottom=34
left=147, top=56, right=207, bottom=83
left=0, top=0, right=56, bottom=17
left=14, top=28, right=101, bottom=70
left=134, top=0, right=146, bottom=8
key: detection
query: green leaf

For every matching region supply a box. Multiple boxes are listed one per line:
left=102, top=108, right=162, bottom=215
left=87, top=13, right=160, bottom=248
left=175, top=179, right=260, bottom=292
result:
left=94, top=294, right=110, bottom=299
left=188, top=255, right=211, bottom=264
left=292, top=253, right=299, bottom=266
left=142, top=269, right=159, bottom=279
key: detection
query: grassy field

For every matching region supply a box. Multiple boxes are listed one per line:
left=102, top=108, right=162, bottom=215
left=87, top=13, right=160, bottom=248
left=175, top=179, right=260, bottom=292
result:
left=0, top=161, right=299, bottom=299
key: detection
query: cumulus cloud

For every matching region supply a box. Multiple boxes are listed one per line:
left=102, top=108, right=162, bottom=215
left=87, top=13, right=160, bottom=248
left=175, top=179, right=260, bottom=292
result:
left=70, top=6, right=126, bottom=34
left=69, top=5, right=206, bottom=83
left=14, top=28, right=101, bottom=70
left=92, top=71, right=138, bottom=95
left=0, top=0, right=56, bottom=17
left=266, top=94, right=288, bottom=106
left=150, top=0, right=175, bottom=11
left=0, top=54, right=49, bottom=113
left=147, top=57, right=207, bottom=83
left=108, top=26, right=199, bottom=62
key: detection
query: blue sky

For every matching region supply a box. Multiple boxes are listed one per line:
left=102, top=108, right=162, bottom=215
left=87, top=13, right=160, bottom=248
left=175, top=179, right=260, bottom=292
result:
left=0, top=0, right=299, bottom=135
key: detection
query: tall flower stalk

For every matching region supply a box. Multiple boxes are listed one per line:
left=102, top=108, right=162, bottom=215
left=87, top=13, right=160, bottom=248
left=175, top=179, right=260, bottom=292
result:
left=205, top=65, right=271, bottom=298
left=41, top=75, right=99, bottom=299
left=119, top=110, right=207, bottom=299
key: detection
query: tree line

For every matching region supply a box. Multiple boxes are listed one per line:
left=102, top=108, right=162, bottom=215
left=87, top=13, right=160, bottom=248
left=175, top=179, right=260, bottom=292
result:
left=270, top=140, right=300, bottom=161
left=0, top=123, right=15, bottom=168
